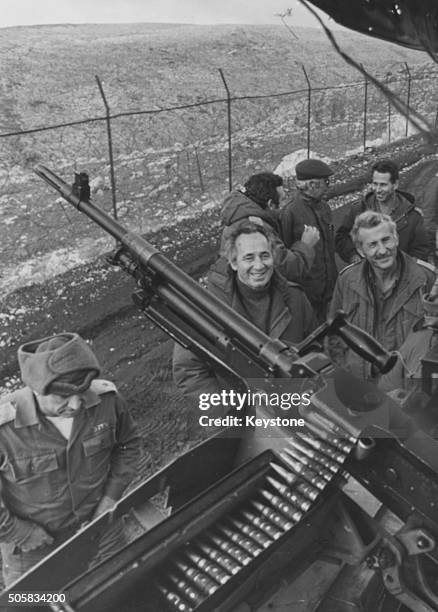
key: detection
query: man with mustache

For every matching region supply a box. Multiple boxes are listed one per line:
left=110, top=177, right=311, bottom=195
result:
left=0, top=333, right=141, bottom=585
left=335, top=159, right=432, bottom=264
left=329, top=211, right=436, bottom=379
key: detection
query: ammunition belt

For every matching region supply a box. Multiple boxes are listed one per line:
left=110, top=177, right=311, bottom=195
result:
left=158, top=421, right=357, bottom=611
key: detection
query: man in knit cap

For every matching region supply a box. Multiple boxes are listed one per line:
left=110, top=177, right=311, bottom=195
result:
left=0, top=333, right=141, bottom=585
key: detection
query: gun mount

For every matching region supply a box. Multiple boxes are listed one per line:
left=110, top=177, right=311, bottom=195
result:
left=2, top=165, right=437, bottom=611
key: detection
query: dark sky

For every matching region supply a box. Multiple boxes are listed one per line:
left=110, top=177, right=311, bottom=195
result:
left=2, top=0, right=335, bottom=28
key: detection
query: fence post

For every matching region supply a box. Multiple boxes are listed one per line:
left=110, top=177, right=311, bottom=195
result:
left=362, top=67, right=368, bottom=151
left=95, top=75, right=118, bottom=220
left=302, top=65, right=311, bottom=159
left=194, top=146, right=205, bottom=192
left=219, top=68, right=232, bottom=192
left=386, top=74, right=391, bottom=143
left=404, top=62, right=411, bottom=137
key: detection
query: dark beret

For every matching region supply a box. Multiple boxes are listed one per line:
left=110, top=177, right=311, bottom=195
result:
left=295, top=159, right=333, bottom=180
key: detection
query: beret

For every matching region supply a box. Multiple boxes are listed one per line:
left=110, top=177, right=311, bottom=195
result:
left=18, top=333, right=100, bottom=396
left=295, top=159, right=333, bottom=180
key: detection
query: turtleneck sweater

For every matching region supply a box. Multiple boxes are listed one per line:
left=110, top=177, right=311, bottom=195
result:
left=236, top=278, right=272, bottom=333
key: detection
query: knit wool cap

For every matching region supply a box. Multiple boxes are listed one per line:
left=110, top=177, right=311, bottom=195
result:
left=295, top=159, right=333, bottom=181
left=18, top=333, right=100, bottom=396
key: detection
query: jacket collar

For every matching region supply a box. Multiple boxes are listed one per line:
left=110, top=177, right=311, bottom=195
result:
left=364, top=190, right=415, bottom=216
left=14, top=387, right=101, bottom=428
left=349, top=251, right=426, bottom=311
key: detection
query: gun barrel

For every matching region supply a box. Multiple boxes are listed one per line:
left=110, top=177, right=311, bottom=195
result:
left=34, top=164, right=303, bottom=379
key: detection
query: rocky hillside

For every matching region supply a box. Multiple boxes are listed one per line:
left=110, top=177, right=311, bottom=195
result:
left=1, top=23, right=437, bottom=299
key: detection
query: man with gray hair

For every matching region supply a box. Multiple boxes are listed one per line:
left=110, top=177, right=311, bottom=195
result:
left=329, top=210, right=436, bottom=379
left=173, top=222, right=317, bottom=407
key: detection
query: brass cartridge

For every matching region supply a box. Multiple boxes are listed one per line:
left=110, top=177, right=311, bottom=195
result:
left=158, top=585, right=194, bottom=612
left=286, top=437, right=339, bottom=473
left=168, top=573, right=204, bottom=606
left=186, top=552, right=230, bottom=585
left=266, top=476, right=311, bottom=512
left=229, top=517, right=272, bottom=549
left=279, top=451, right=327, bottom=490
left=296, top=481, right=319, bottom=502
left=296, top=431, right=346, bottom=463
left=217, top=525, right=263, bottom=557
left=282, top=446, right=333, bottom=482
left=305, top=420, right=354, bottom=454
left=240, top=510, right=283, bottom=540
left=259, top=489, right=303, bottom=522
left=174, top=562, right=219, bottom=596
left=209, top=535, right=252, bottom=566
left=250, top=501, right=294, bottom=531
left=197, top=543, right=241, bottom=575
left=269, top=461, right=299, bottom=486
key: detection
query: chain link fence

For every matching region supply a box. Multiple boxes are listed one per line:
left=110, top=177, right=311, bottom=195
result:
left=1, top=63, right=438, bottom=296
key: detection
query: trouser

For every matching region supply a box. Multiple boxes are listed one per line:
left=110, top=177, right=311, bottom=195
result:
left=1, top=517, right=127, bottom=588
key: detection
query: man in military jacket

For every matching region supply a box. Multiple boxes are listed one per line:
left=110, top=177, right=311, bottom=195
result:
left=329, top=211, right=435, bottom=379
left=335, top=159, right=433, bottom=264
left=0, top=333, right=141, bottom=585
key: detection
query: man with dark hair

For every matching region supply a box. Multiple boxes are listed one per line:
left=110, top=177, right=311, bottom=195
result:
left=174, top=222, right=317, bottom=406
left=336, top=158, right=432, bottom=264
left=280, top=159, right=338, bottom=322
left=0, top=333, right=141, bottom=585
left=219, top=172, right=320, bottom=283
left=329, top=211, right=435, bottom=379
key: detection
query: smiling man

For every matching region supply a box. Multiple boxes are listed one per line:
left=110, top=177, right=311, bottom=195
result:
left=329, top=211, right=436, bottom=379
left=173, top=222, right=317, bottom=408
left=336, top=159, right=432, bottom=264
left=0, top=333, right=141, bottom=585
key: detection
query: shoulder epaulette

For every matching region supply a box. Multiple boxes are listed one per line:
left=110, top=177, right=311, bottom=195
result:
left=247, top=215, right=264, bottom=226
left=416, top=259, right=436, bottom=273
left=0, top=400, right=16, bottom=426
left=413, top=207, right=424, bottom=216
left=90, top=379, right=117, bottom=395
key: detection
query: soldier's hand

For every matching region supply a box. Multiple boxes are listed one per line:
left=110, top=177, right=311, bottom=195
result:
left=301, top=225, right=320, bottom=248
left=19, top=525, right=54, bottom=552
left=92, top=495, right=117, bottom=521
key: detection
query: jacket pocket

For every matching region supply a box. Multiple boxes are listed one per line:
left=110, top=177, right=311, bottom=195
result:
left=82, top=428, right=115, bottom=457
left=9, top=452, right=59, bottom=482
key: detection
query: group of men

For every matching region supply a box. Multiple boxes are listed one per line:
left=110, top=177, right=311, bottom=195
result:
left=174, top=157, right=437, bottom=405
left=1, top=154, right=437, bottom=590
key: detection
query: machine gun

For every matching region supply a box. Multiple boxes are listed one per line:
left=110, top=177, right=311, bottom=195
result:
left=2, top=165, right=438, bottom=612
